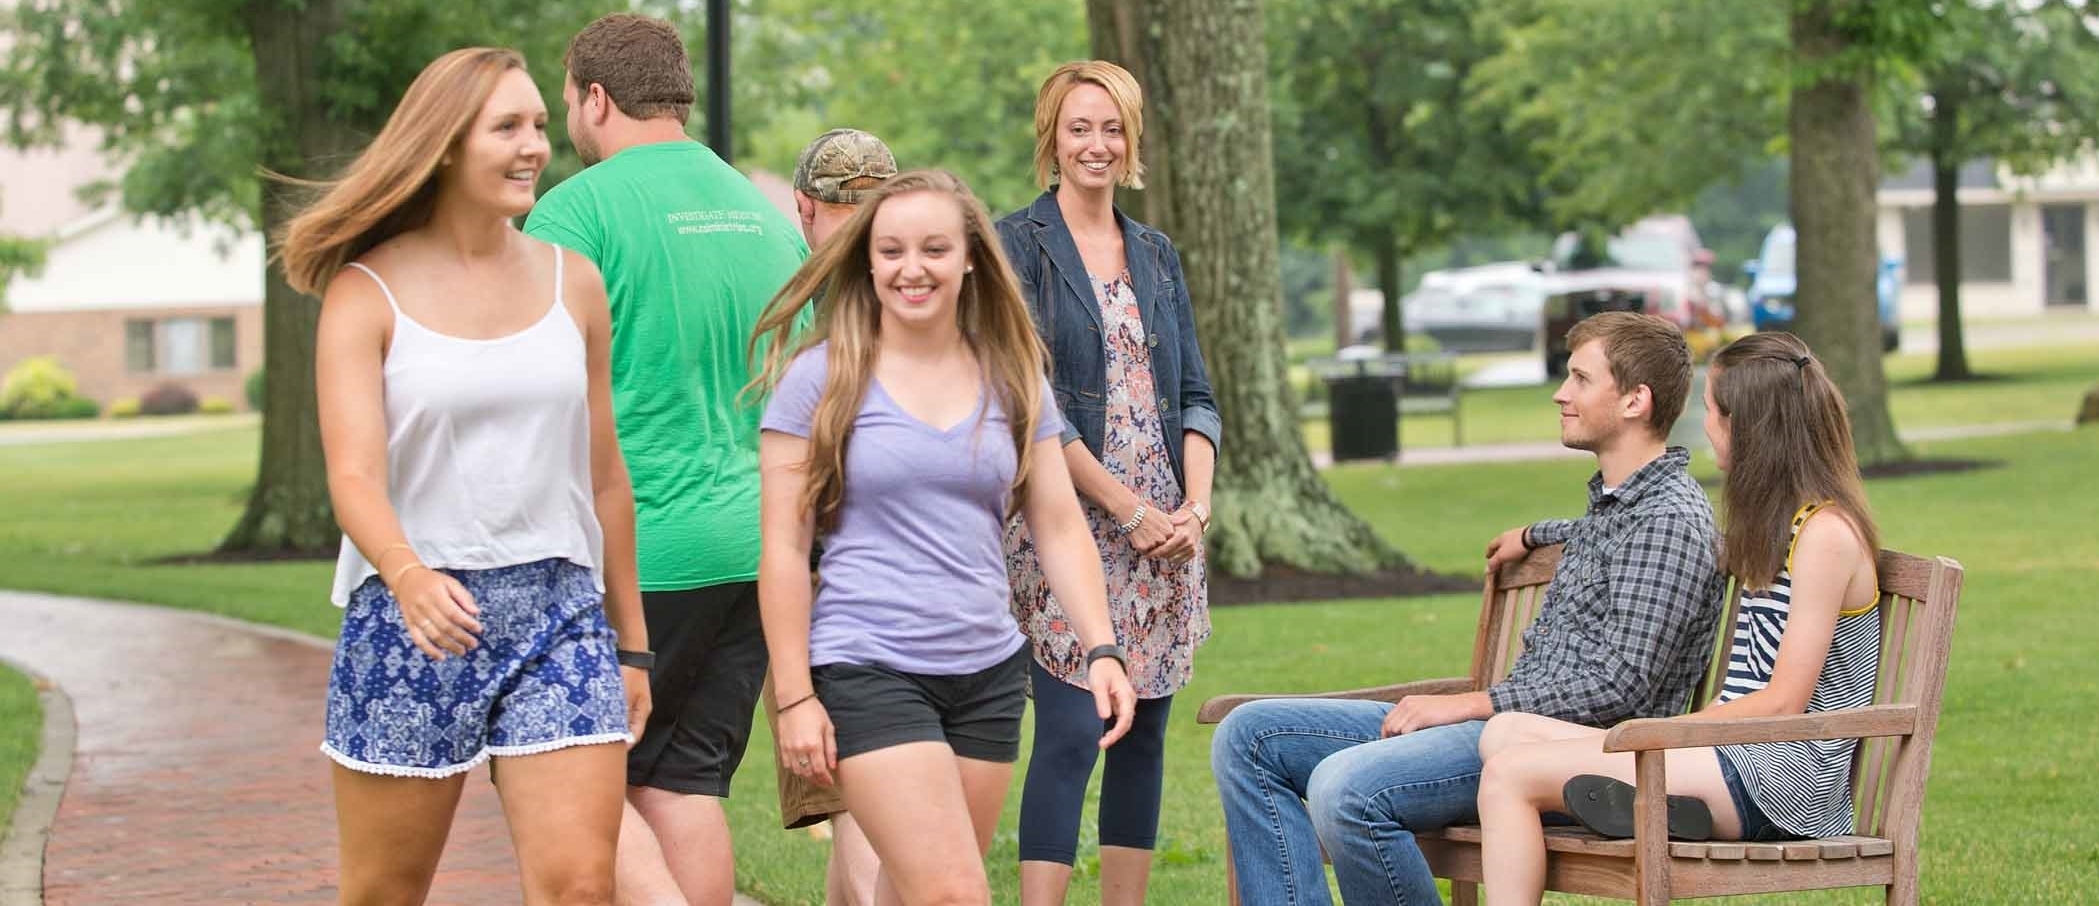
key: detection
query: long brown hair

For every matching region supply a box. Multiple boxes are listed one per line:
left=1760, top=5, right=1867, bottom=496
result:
left=1710, top=332, right=1879, bottom=588
left=277, top=48, right=529, bottom=295
left=747, top=170, right=1049, bottom=532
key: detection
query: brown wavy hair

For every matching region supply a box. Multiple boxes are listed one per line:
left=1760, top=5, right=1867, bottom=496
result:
left=1710, top=332, right=1879, bottom=589
left=276, top=47, right=528, bottom=295
left=747, top=170, right=1049, bottom=532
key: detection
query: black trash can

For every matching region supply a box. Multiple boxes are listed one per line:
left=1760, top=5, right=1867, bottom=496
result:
left=1322, top=358, right=1402, bottom=462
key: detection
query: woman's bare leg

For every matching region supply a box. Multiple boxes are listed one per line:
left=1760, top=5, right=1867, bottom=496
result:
left=838, top=742, right=1001, bottom=906
left=491, top=742, right=627, bottom=905
left=1477, top=737, right=1738, bottom=906
left=332, top=764, right=468, bottom=905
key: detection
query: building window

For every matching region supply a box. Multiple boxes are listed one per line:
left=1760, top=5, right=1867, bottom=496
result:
left=125, top=320, right=156, bottom=373
left=1902, top=203, right=2014, bottom=284
left=160, top=317, right=206, bottom=375
left=122, top=315, right=240, bottom=375
left=210, top=317, right=237, bottom=369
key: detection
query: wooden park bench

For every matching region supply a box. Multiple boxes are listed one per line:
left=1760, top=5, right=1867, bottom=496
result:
left=1197, top=543, right=1963, bottom=905
left=1396, top=351, right=1463, bottom=449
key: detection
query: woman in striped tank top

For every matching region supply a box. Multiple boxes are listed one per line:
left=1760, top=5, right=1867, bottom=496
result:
left=1472, top=332, right=1882, bottom=905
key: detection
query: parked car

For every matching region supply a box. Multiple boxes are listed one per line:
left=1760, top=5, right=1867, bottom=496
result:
left=1744, top=223, right=1901, bottom=353
left=1401, top=275, right=1547, bottom=353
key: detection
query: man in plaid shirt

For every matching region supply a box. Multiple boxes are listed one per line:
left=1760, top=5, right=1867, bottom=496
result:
left=1211, top=312, right=1726, bottom=905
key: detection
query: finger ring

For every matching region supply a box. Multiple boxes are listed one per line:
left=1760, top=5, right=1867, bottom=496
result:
left=797, top=758, right=810, bottom=767
left=420, top=619, right=435, bottom=630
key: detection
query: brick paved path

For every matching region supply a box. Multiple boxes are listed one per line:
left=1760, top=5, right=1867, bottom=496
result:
left=0, top=591, right=532, bottom=904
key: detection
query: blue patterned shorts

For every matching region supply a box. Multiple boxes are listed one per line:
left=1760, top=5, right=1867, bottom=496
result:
left=322, top=558, right=630, bottom=778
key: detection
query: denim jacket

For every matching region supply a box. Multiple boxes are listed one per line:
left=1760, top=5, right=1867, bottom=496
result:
left=995, top=191, right=1222, bottom=489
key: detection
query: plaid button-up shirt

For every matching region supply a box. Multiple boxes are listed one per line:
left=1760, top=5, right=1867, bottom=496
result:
left=1486, top=447, right=1726, bottom=727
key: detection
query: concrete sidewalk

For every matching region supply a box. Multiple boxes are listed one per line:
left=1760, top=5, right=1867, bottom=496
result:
left=0, top=590, right=760, bottom=905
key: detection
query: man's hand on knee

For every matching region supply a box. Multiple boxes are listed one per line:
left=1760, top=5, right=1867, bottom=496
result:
left=1382, top=692, right=1491, bottom=737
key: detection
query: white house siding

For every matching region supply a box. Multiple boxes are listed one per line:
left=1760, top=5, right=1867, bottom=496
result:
left=1878, top=156, right=2099, bottom=320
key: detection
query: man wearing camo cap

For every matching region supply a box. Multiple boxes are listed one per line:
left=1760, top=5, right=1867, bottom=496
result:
left=790, top=128, right=898, bottom=252
left=766, top=127, right=895, bottom=906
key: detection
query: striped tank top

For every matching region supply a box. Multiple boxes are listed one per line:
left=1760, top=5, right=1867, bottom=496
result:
left=1715, top=503, right=1881, bottom=839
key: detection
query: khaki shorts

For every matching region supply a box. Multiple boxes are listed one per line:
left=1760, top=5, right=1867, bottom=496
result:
left=762, top=674, right=846, bottom=829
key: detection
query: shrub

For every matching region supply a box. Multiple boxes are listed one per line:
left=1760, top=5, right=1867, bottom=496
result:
left=108, top=398, right=142, bottom=418
left=139, top=383, right=200, bottom=416
left=199, top=396, right=236, bottom=415
left=44, top=397, right=100, bottom=420
left=245, top=367, right=265, bottom=411
left=1, top=355, right=81, bottom=417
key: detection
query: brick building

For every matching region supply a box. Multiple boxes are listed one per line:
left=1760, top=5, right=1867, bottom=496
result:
left=1, top=208, right=263, bottom=411
left=1, top=132, right=264, bottom=412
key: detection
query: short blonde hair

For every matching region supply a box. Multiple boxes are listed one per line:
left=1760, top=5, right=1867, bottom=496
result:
left=1032, top=61, right=1146, bottom=191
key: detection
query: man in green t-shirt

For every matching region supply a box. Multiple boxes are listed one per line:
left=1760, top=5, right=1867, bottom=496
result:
left=523, top=14, right=806, bottom=906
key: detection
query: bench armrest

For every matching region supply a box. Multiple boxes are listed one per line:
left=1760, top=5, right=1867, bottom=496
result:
left=1196, top=676, right=1477, bottom=725
left=1602, top=703, right=1919, bottom=752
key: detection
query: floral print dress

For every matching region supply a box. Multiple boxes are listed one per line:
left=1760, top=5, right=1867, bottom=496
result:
left=1008, top=271, right=1210, bottom=699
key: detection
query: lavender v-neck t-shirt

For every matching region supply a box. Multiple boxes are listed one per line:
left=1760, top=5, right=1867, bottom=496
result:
left=761, top=344, right=1063, bottom=675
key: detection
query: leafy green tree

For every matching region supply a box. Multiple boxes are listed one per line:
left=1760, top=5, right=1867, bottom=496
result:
left=1787, top=0, right=1940, bottom=466
left=0, top=0, right=702, bottom=551
left=1473, top=0, right=1940, bottom=465
left=732, top=0, right=1088, bottom=215
left=1090, top=0, right=1407, bottom=577
left=0, top=231, right=43, bottom=311
left=1268, top=0, right=1540, bottom=351
left=1472, top=0, right=1789, bottom=229
left=1885, top=0, right=2099, bottom=381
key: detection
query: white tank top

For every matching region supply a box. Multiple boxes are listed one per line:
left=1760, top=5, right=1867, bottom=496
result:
left=329, top=245, right=605, bottom=606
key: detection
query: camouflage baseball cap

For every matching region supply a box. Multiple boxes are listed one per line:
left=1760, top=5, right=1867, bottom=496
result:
left=792, top=128, right=898, bottom=205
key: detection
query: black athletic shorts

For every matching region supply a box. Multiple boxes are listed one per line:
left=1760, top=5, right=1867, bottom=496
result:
left=811, top=645, right=1028, bottom=763
left=626, top=581, right=769, bottom=796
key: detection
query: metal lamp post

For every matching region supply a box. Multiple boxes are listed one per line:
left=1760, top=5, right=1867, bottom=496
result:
left=706, top=0, right=730, bottom=163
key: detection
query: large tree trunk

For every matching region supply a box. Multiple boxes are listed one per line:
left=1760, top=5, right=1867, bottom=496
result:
left=222, top=0, right=365, bottom=553
left=1789, top=0, right=1907, bottom=466
left=1929, top=113, right=1972, bottom=381
left=1374, top=230, right=1405, bottom=352
left=1090, top=0, right=1405, bottom=577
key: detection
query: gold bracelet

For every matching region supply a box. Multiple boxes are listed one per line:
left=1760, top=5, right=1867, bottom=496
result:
left=373, top=542, right=415, bottom=569
left=385, top=560, right=429, bottom=588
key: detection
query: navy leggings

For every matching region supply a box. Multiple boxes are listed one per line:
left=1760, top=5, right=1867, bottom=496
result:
left=1017, top=658, right=1174, bottom=865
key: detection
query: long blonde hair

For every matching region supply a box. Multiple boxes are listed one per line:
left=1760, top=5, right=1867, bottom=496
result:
left=277, top=47, right=529, bottom=295
left=748, top=170, right=1049, bottom=533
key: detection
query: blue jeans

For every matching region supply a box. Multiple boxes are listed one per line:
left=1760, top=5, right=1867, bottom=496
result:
left=1210, top=698, right=1485, bottom=905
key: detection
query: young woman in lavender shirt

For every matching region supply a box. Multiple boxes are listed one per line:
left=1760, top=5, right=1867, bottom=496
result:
left=747, top=169, right=1138, bottom=906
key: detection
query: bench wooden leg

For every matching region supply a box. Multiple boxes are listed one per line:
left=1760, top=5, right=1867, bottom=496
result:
left=1450, top=879, right=1480, bottom=906
left=1886, top=877, right=1919, bottom=906
left=1224, top=844, right=1241, bottom=906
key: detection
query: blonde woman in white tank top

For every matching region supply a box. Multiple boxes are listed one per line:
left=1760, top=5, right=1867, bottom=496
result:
left=281, top=49, right=650, bottom=905
left=1468, top=332, right=1882, bottom=905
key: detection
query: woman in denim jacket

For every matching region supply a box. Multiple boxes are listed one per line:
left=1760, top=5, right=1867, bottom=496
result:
left=995, top=60, right=1222, bottom=906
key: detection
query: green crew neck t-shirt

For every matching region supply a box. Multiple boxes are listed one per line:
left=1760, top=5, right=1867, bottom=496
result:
left=525, top=140, right=807, bottom=591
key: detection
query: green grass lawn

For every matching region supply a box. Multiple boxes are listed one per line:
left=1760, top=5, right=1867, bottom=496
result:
left=1301, top=340, right=2099, bottom=455
left=0, top=665, right=39, bottom=840
left=2, top=409, right=2095, bottom=900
